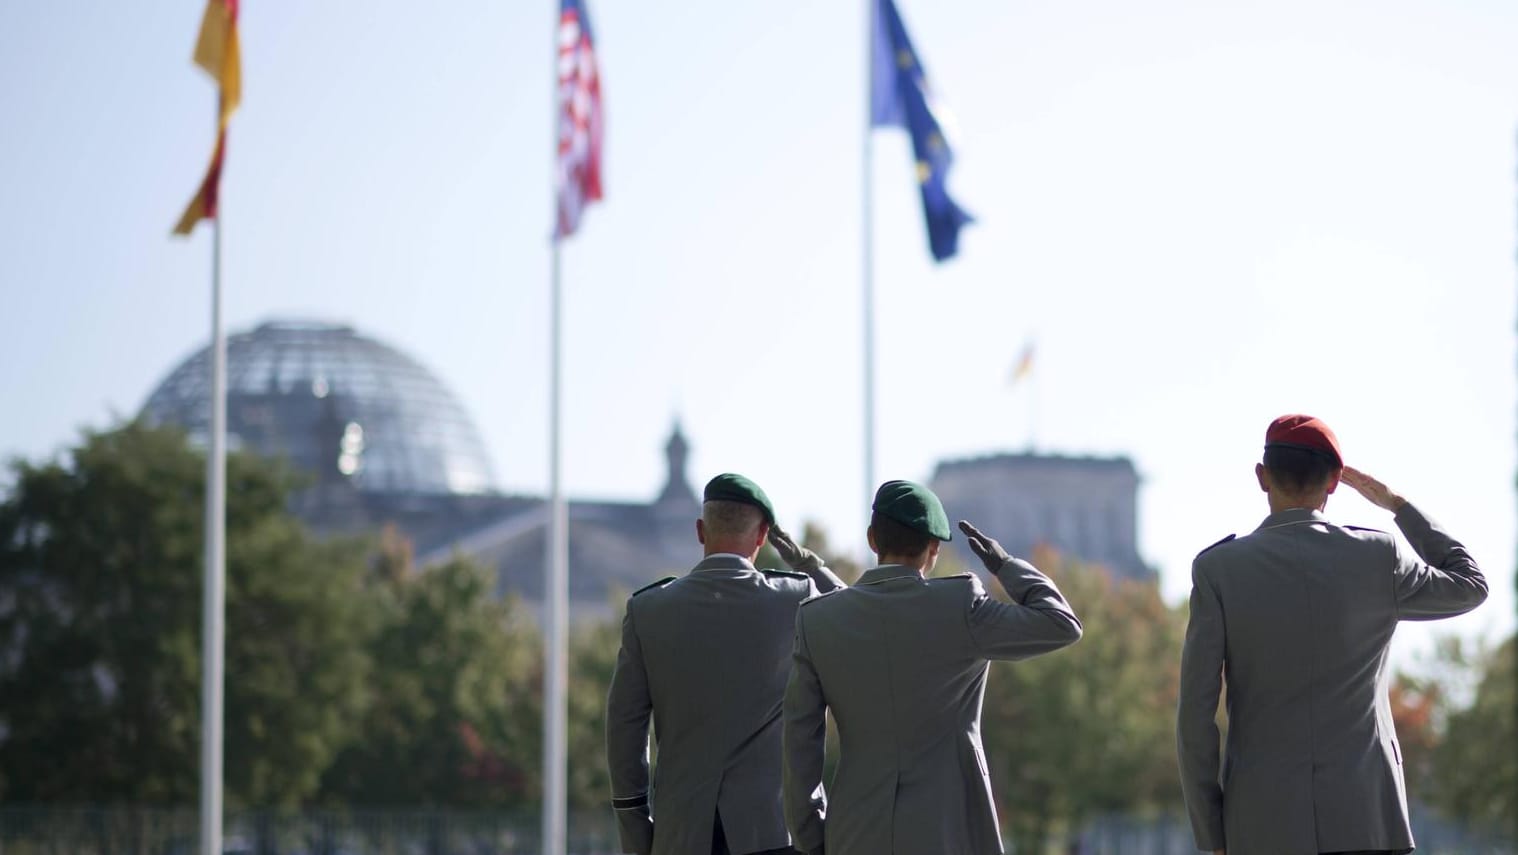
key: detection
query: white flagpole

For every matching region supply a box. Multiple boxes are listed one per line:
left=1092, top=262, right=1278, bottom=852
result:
left=199, top=183, right=227, bottom=855
left=1030, top=359, right=1041, bottom=452
left=862, top=0, right=877, bottom=557
left=544, top=10, right=570, bottom=841
left=543, top=236, right=569, bottom=855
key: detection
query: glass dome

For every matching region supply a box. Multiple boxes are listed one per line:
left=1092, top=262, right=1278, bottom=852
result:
left=141, top=320, right=495, bottom=495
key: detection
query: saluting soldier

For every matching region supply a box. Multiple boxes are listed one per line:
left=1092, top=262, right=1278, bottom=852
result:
left=782, top=480, right=1082, bottom=855
left=606, top=473, right=844, bottom=855
left=1177, top=415, right=1488, bottom=855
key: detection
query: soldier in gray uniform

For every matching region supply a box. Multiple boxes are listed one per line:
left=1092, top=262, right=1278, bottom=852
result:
left=782, top=480, right=1083, bottom=855
left=606, top=473, right=845, bottom=855
left=1178, top=414, right=1488, bottom=855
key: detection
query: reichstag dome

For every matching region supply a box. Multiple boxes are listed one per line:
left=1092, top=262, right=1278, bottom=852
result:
left=139, top=320, right=708, bottom=613
left=141, top=321, right=495, bottom=496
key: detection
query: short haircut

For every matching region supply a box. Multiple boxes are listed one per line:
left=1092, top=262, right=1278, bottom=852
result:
left=870, top=510, right=933, bottom=558
left=702, top=500, right=764, bottom=539
left=1263, top=445, right=1340, bottom=494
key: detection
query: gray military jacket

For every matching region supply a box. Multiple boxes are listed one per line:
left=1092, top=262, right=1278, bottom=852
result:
left=606, top=554, right=845, bottom=855
left=1177, top=504, right=1487, bottom=855
left=783, top=559, right=1082, bottom=855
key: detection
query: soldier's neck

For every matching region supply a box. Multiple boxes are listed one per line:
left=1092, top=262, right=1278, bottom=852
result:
left=876, top=553, right=931, bottom=576
left=703, top=541, right=760, bottom=561
left=1267, top=491, right=1329, bottom=515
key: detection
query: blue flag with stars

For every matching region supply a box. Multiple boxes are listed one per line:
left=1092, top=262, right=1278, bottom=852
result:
left=872, top=0, right=972, bottom=262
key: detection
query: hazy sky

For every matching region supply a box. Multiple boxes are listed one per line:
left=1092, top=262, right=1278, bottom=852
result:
left=2, top=1, right=1515, bottom=660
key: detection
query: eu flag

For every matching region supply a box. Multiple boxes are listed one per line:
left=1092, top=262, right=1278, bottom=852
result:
left=872, top=0, right=972, bottom=262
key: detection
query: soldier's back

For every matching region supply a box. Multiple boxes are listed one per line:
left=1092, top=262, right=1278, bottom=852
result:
left=634, top=565, right=814, bottom=752
left=1197, top=513, right=1400, bottom=742
left=626, top=558, right=815, bottom=855
left=798, top=567, right=1000, bottom=854
left=1193, top=509, right=1407, bottom=853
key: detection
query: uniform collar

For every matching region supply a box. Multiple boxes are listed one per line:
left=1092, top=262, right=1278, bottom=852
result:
left=1256, top=507, right=1329, bottom=531
left=691, top=554, right=757, bottom=574
left=856, top=564, right=924, bottom=586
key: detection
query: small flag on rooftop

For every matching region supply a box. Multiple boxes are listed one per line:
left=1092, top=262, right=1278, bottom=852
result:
left=1010, top=341, right=1035, bottom=385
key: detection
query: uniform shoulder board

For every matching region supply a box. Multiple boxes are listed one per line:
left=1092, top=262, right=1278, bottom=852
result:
left=761, top=567, right=810, bottom=581
left=799, top=587, right=846, bottom=606
left=631, top=575, right=678, bottom=597
left=927, top=572, right=976, bottom=583
left=1196, top=534, right=1236, bottom=558
left=1344, top=524, right=1388, bottom=535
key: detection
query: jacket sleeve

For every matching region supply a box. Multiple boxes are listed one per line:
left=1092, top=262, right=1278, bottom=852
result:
left=966, top=557, right=1083, bottom=660
left=605, top=601, right=655, bottom=855
left=1392, top=503, right=1488, bottom=621
left=1177, top=560, right=1226, bottom=852
left=806, top=563, right=847, bottom=595
left=783, top=609, right=828, bottom=853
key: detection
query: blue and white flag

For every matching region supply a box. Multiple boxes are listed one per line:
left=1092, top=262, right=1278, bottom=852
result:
left=872, top=0, right=972, bottom=261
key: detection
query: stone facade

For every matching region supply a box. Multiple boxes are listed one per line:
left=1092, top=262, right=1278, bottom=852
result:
left=931, top=452, right=1151, bottom=582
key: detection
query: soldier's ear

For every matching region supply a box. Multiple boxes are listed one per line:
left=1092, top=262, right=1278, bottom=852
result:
left=696, top=518, right=707, bottom=545
left=1325, top=468, right=1342, bottom=494
left=866, top=526, right=878, bottom=555
left=1255, top=463, right=1270, bottom=493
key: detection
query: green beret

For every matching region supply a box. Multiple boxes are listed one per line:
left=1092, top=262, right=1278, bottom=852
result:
left=703, top=473, right=775, bottom=525
left=872, top=479, right=952, bottom=541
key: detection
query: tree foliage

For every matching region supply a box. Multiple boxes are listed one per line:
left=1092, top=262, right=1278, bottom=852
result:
left=1387, top=669, right=1442, bottom=801
left=1427, top=636, right=1516, bottom=829
left=565, top=610, right=621, bottom=810
left=8, top=422, right=1504, bottom=850
left=978, top=547, right=1186, bottom=852
left=0, top=422, right=371, bottom=806
left=321, top=533, right=541, bottom=807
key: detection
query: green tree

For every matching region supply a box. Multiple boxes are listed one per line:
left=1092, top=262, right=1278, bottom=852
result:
left=566, top=608, right=623, bottom=810
left=0, top=422, right=371, bottom=806
left=1427, top=635, right=1516, bottom=830
left=321, top=542, right=541, bottom=807
left=1386, top=671, right=1442, bottom=802
left=979, top=547, right=1186, bottom=853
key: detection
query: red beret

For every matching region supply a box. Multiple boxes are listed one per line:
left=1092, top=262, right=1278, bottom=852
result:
left=1265, top=414, right=1342, bottom=466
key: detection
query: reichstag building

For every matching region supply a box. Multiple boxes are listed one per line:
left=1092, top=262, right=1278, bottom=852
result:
left=142, top=320, right=1150, bottom=616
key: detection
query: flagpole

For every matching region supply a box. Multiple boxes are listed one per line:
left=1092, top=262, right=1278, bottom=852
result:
left=199, top=181, right=227, bottom=855
left=862, top=0, right=877, bottom=554
left=1029, top=347, right=1040, bottom=452
left=543, top=140, right=570, bottom=855
left=543, top=243, right=569, bottom=855
left=1505, top=123, right=1518, bottom=850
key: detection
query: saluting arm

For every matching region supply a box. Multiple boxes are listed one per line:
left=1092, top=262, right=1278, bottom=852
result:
left=1177, top=561, right=1227, bottom=853
left=807, top=564, right=846, bottom=595
left=770, top=525, right=846, bottom=594
left=782, top=612, right=829, bottom=854
left=605, top=603, right=655, bottom=855
left=1391, top=504, right=1487, bottom=619
left=1340, top=467, right=1488, bottom=620
left=959, top=521, right=1082, bottom=659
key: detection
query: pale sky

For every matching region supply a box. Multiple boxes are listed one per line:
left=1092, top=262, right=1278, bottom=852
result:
left=1, top=0, right=1514, bottom=660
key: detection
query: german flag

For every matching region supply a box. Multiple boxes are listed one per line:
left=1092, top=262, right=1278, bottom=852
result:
left=173, top=0, right=241, bottom=236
